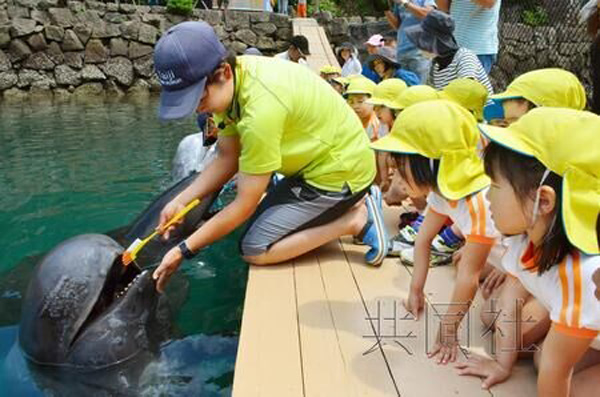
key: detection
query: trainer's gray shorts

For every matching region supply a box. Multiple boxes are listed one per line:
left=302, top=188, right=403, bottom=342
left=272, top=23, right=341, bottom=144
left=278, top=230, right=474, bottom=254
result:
left=239, top=177, right=369, bottom=257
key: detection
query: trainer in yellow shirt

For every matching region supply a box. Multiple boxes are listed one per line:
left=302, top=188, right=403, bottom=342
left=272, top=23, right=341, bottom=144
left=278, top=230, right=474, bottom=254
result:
left=151, top=22, right=386, bottom=292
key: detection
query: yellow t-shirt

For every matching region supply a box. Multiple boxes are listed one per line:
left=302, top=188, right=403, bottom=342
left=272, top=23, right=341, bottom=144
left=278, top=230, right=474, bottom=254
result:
left=218, top=56, right=376, bottom=193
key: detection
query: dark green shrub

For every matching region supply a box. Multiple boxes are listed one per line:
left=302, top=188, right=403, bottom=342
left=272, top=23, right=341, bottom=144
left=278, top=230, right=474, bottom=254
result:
left=167, top=0, right=194, bottom=16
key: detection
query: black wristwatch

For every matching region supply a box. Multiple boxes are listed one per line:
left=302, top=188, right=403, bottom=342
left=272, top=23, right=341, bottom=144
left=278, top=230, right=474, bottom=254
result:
left=178, top=240, right=197, bottom=260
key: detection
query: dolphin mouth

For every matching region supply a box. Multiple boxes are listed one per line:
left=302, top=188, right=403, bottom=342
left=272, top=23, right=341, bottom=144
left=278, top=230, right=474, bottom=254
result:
left=72, top=258, right=150, bottom=345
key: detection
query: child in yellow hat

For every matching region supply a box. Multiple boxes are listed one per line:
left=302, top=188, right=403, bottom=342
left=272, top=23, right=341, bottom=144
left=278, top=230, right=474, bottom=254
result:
left=483, top=68, right=587, bottom=126
left=319, top=64, right=342, bottom=80
left=439, top=78, right=489, bottom=122
left=366, top=78, right=408, bottom=193
left=372, top=100, right=504, bottom=364
left=457, top=108, right=600, bottom=395
left=344, top=77, right=380, bottom=141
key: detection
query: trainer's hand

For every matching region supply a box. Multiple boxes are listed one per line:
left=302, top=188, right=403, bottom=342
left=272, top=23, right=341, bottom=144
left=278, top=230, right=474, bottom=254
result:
left=157, top=199, right=186, bottom=240
left=153, top=247, right=183, bottom=293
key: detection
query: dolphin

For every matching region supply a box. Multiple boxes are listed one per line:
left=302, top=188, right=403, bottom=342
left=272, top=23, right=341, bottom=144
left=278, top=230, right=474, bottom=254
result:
left=18, top=234, right=168, bottom=369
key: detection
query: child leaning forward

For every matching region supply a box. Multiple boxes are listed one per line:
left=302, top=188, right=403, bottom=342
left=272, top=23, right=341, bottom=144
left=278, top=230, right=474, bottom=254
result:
left=371, top=100, right=504, bottom=364
left=457, top=108, right=600, bottom=396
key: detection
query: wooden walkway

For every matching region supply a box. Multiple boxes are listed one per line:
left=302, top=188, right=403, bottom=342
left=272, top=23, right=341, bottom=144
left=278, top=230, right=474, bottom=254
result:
left=232, top=19, right=537, bottom=396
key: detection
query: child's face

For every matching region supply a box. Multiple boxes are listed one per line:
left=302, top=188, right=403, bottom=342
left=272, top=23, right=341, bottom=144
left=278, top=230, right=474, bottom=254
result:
left=375, top=106, right=395, bottom=128
left=347, top=94, right=374, bottom=119
left=487, top=172, right=531, bottom=235
left=494, top=99, right=530, bottom=127
left=398, top=158, right=430, bottom=198
left=366, top=45, right=379, bottom=55
left=373, top=59, right=386, bottom=77
left=340, top=49, right=351, bottom=61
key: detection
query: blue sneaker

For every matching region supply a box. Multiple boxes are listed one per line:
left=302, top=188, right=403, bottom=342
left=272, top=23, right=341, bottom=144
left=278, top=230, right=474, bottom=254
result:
left=361, top=186, right=389, bottom=266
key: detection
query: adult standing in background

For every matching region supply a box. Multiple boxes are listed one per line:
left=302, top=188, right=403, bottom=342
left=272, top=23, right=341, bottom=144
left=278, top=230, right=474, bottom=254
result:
left=385, top=0, right=436, bottom=84
left=436, top=0, right=501, bottom=74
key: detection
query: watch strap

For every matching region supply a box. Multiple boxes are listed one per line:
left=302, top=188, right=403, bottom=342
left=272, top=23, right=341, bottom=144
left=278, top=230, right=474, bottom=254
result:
left=178, top=240, right=197, bottom=260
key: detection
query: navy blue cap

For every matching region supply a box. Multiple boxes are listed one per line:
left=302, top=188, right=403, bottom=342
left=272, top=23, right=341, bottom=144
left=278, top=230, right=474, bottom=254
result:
left=154, top=21, right=227, bottom=121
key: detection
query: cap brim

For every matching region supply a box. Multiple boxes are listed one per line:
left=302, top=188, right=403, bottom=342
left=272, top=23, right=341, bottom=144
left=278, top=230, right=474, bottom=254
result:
left=478, top=124, right=536, bottom=158
left=370, top=133, right=419, bottom=154
left=367, top=54, right=400, bottom=70
left=158, top=77, right=207, bottom=121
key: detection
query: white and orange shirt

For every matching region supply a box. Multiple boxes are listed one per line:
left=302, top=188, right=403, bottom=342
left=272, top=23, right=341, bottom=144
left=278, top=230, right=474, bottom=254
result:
left=427, top=188, right=504, bottom=267
left=364, top=112, right=381, bottom=142
left=501, top=235, right=600, bottom=349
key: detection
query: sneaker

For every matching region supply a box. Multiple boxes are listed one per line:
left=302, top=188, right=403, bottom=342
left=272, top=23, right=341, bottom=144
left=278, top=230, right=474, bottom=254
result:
left=431, top=234, right=461, bottom=256
left=394, top=223, right=419, bottom=246
left=399, top=247, right=452, bottom=267
left=388, top=233, right=413, bottom=257
left=361, top=186, right=389, bottom=266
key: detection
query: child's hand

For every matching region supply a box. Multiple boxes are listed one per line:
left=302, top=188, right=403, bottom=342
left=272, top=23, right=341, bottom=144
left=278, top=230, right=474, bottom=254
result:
left=428, top=324, right=459, bottom=365
left=403, top=288, right=425, bottom=319
left=481, top=268, right=506, bottom=300
left=455, top=355, right=511, bottom=389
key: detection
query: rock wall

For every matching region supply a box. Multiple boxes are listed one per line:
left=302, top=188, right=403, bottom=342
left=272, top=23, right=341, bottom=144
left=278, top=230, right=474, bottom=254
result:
left=315, top=12, right=593, bottom=94
left=0, top=0, right=293, bottom=101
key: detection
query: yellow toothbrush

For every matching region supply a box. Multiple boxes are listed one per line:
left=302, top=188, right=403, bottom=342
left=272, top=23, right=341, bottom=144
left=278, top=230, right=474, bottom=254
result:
left=121, top=199, right=201, bottom=266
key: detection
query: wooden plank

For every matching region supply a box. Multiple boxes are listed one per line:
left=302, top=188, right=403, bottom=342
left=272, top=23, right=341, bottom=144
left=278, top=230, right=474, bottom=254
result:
left=232, top=264, right=304, bottom=397
left=294, top=251, right=355, bottom=397
left=292, top=18, right=340, bottom=71
left=313, top=240, right=400, bottom=396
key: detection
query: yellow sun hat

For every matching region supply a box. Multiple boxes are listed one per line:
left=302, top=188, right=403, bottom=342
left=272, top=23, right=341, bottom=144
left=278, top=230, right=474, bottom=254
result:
left=439, top=78, right=489, bottom=121
left=344, top=76, right=377, bottom=97
left=396, top=85, right=440, bottom=110
left=320, top=64, right=342, bottom=75
left=371, top=100, right=490, bottom=200
left=366, top=78, right=408, bottom=109
left=490, top=68, right=587, bottom=110
left=479, top=108, right=600, bottom=255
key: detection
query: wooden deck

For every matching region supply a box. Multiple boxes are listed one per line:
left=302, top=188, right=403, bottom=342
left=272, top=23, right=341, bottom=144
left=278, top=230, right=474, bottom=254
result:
left=232, top=19, right=537, bottom=396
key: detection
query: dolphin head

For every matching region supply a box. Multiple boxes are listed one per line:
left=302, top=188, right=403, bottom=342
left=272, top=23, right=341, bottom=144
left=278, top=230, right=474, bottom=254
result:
left=19, top=234, right=162, bottom=369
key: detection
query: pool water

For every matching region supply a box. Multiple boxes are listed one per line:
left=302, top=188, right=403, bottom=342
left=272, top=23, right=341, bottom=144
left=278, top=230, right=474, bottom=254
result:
left=0, top=100, right=247, bottom=396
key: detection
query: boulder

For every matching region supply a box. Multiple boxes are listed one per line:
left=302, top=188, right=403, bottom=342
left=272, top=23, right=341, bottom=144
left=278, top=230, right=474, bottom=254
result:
left=64, top=51, right=83, bottom=68
left=127, top=78, right=150, bottom=98
left=0, top=70, right=17, bottom=89
left=0, top=49, right=11, bottom=71
left=49, top=8, right=76, bottom=28
left=45, top=41, right=64, bottom=64
left=55, top=64, right=81, bottom=85
left=110, top=37, right=128, bottom=57
left=84, top=39, right=108, bottom=63
left=0, top=25, right=10, bottom=48
left=45, top=25, right=65, bottom=42
left=81, top=64, right=105, bottom=81
left=253, top=22, right=277, bottom=36
left=23, top=52, right=55, bottom=70
left=74, top=23, right=92, bottom=44
left=138, top=23, right=158, bottom=45
left=73, top=82, right=104, bottom=97
left=103, top=56, right=133, bottom=86
left=8, top=39, right=31, bottom=62
left=128, top=41, right=152, bottom=59
left=7, top=6, right=29, bottom=19
left=10, top=18, right=37, bottom=37
left=234, top=29, right=257, bottom=46
left=256, top=36, right=276, bottom=51
left=27, top=33, right=48, bottom=51
left=105, top=79, right=124, bottom=97
left=62, top=29, right=84, bottom=51
left=133, top=54, right=153, bottom=78
left=120, top=21, right=140, bottom=40
left=31, top=10, right=50, bottom=24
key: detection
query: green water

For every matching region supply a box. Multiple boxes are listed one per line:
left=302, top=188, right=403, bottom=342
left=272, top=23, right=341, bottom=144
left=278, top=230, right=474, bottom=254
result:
left=0, top=100, right=247, bottom=396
